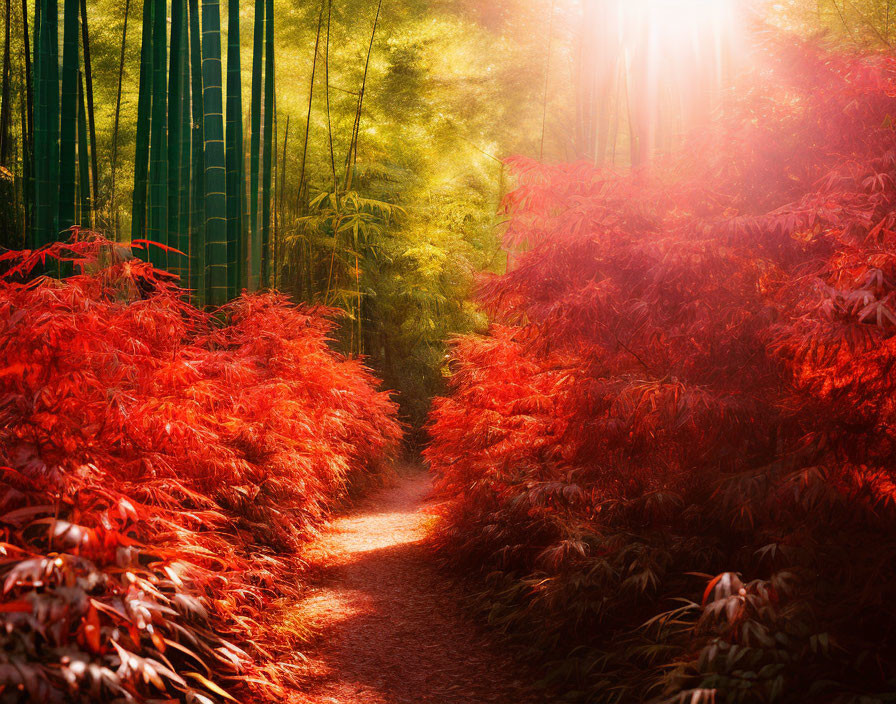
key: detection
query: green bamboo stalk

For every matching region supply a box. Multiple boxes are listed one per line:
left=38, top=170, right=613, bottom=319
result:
left=260, top=0, right=274, bottom=287
left=20, top=0, right=33, bottom=237
left=20, top=0, right=32, bottom=156
left=225, top=0, right=243, bottom=297
left=147, top=0, right=168, bottom=266
left=33, top=0, right=60, bottom=248
left=18, top=67, right=28, bottom=245
left=0, top=0, right=12, bottom=248
left=110, top=0, right=131, bottom=239
left=131, top=0, right=153, bottom=243
left=343, top=0, right=382, bottom=193
left=77, top=70, right=90, bottom=224
left=0, top=0, right=12, bottom=166
left=48, top=0, right=58, bottom=243
left=248, top=0, right=263, bottom=290
left=297, top=0, right=323, bottom=211
left=29, top=0, right=40, bottom=248
left=58, top=0, right=79, bottom=233
left=276, top=112, right=288, bottom=290
left=168, top=0, right=188, bottom=278
left=177, top=3, right=191, bottom=276
left=78, top=0, right=96, bottom=223
left=201, top=0, right=228, bottom=304
left=188, top=0, right=205, bottom=300
left=324, top=0, right=335, bottom=193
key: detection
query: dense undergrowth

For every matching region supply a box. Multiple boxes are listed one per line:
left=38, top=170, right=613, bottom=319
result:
left=426, top=31, right=896, bottom=704
left=0, top=237, right=401, bottom=703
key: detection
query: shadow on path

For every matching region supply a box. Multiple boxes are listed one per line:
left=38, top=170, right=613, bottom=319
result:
left=291, top=470, right=547, bottom=704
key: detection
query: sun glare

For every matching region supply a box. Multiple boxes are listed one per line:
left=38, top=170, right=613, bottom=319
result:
left=616, top=0, right=739, bottom=70
left=579, top=0, right=743, bottom=165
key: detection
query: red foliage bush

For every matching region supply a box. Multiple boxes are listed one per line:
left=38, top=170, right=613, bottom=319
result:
left=0, top=238, right=401, bottom=703
left=426, top=33, right=896, bottom=702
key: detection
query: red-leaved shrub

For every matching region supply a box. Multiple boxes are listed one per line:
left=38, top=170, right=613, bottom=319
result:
left=0, top=237, right=401, bottom=703
left=426, top=32, right=896, bottom=702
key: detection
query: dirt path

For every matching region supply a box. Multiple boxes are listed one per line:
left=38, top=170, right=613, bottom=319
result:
left=291, top=469, right=546, bottom=704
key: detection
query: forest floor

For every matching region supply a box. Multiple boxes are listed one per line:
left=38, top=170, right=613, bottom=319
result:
left=290, top=467, right=546, bottom=704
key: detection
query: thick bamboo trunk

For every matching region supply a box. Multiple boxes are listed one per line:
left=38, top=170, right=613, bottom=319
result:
left=200, top=0, right=228, bottom=304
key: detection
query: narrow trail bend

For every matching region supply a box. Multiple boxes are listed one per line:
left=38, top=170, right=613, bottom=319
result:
left=292, top=470, right=545, bottom=704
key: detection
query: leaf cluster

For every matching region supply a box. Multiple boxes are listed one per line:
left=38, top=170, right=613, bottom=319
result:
left=0, top=235, right=401, bottom=702
left=425, top=30, right=896, bottom=703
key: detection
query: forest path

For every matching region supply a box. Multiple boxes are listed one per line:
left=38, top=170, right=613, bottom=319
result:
left=290, top=468, right=545, bottom=704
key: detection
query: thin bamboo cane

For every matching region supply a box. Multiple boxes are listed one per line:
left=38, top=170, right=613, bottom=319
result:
left=168, top=0, right=188, bottom=279
left=20, top=0, right=31, bottom=155
left=131, top=0, right=153, bottom=243
left=177, top=6, right=190, bottom=278
left=248, top=0, right=263, bottom=289
left=260, top=0, right=274, bottom=287
left=225, top=0, right=243, bottom=297
left=110, top=0, right=130, bottom=239
left=58, top=0, right=79, bottom=232
left=324, top=0, right=335, bottom=194
left=343, top=0, right=382, bottom=192
left=0, top=0, right=11, bottom=166
left=277, top=112, right=288, bottom=290
left=20, top=0, right=32, bottom=237
left=188, top=0, right=205, bottom=300
left=78, top=0, right=96, bottom=222
left=297, top=0, right=323, bottom=222
left=147, top=0, right=168, bottom=265
left=77, top=69, right=90, bottom=224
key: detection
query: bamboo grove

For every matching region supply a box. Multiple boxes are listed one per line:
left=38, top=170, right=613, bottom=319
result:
left=0, top=0, right=539, bottom=429
left=4, top=0, right=281, bottom=305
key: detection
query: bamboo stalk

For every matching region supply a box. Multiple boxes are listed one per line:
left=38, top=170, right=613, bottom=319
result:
left=248, top=0, right=263, bottom=289
left=225, top=0, right=244, bottom=297
left=177, top=2, right=190, bottom=278
left=260, top=0, right=274, bottom=287
left=343, top=0, right=382, bottom=192
left=276, top=111, right=288, bottom=290
left=78, top=0, right=96, bottom=222
left=33, top=0, right=60, bottom=247
left=0, top=0, right=11, bottom=166
left=201, top=0, right=228, bottom=304
left=324, top=0, right=335, bottom=193
left=58, top=0, right=79, bottom=232
left=168, top=0, right=188, bottom=279
left=20, top=0, right=31, bottom=156
left=147, top=0, right=168, bottom=265
left=20, top=0, right=32, bottom=236
left=188, top=0, right=205, bottom=300
left=110, top=0, right=130, bottom=239
left=131, top=0, right=153, bottom=243
left=297, top=1, right=323, bottom=211
left=18, top=63, right=27, bottom=244
left=77, top=69, right=90, bottom=224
